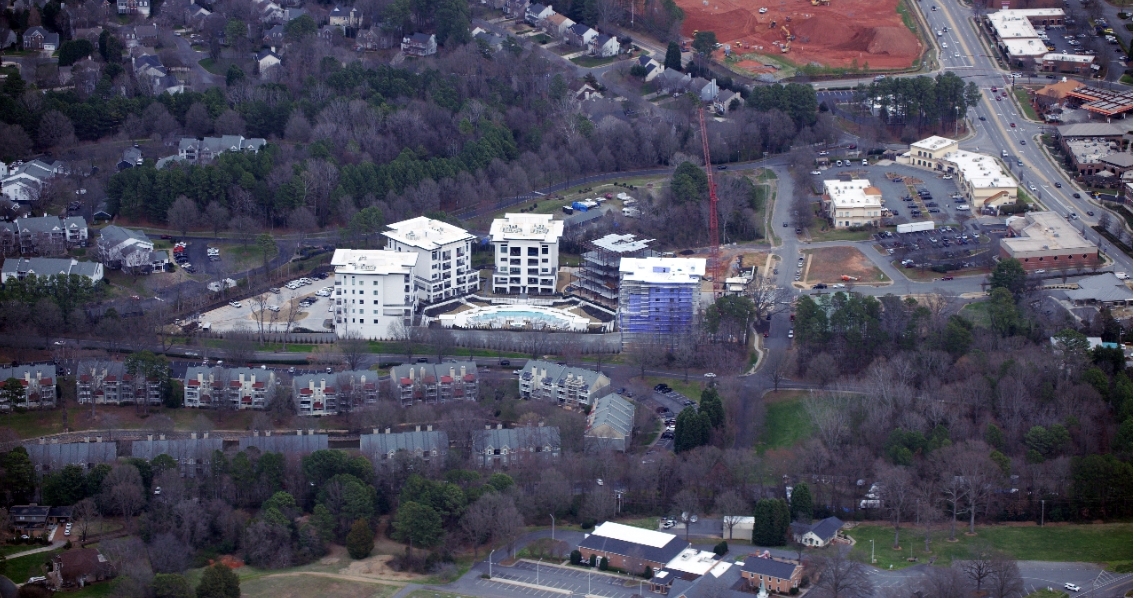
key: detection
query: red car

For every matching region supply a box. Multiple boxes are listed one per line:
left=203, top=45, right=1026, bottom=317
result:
left=763, top=331, right=769, bottom=338
left=1010, top=123, right=1016, bottom=127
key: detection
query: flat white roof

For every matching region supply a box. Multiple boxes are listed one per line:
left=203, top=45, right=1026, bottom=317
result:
left=823, top=179, right=883, bottom=210
left=1003, top=211, right=1095, bottom=252
left=592, top=233, right=653, bottom=253
left=331, top=249, right=418, bottom=275
left=383, top=216, right=473, bottom=250
left=988, top=11, right=1039, bottom=39
left=619, top=257, right=706, bottom=283
left=1002, top=38, right=1048, bottom=57
left=910, top=135, right=957, bottom=151
left=1044, top=53, right=1093, bottom=63
left=943, top=150, right=1018, bottom=190
left=665, top=548, right=723, bottom=576
left=997, top=7, right=1064, bottom=17
left=489, top=213, right=565, bottom=243
left=591, top=521, right=676, bottom=548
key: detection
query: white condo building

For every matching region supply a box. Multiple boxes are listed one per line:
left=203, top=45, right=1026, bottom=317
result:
left=332, top=249, right=419, bottom=339
left=489, top=213, right=564, bottom=295
left=382, top=216, right=478, bottom=304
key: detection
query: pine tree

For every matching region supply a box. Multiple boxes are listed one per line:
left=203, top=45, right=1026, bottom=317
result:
left=664, top=42, right=683, bottom=71
left=790, top=483, right=813, bottom=523
left=196, top=563, right=239, bottom=598
left=346, top=518, right=374, bottom=559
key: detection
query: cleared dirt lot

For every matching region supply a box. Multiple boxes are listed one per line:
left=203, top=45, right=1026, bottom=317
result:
left=802, top=247, right=888, bottom=286
left=682, top=0, right=922, bottom=70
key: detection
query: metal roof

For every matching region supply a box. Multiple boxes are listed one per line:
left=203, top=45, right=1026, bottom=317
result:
left=23, top=441, right=117, bottom=469
left=361, top=429, right=448, bottom=455
left=131, top=437, right=223, bottom=461
left=586, top=393, right=635, bottom=439
left=239, top=433, right=328, bottom=453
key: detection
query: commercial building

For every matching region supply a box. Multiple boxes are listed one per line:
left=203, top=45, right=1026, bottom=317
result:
left=740, top=555, right=804, bottom=593
left=331, top=249, right=418, bottom=339
left=1000, top=211, right=1098, bottom=271
left=22, top=440, right=117, bottom=473
left=985, top=8, right=1065, bottom=67
left=1064, top=86, right=1133, bottom=119
left=489, top=213, right=564, bottom=295
left=472, top=424, right=560, bottom=468
left=0, top=365, right=56, bottom=411
left=182, top=366, right=275, bottom=409
left=907, top=137, right=1018, bottom=209
left=383, top=216, right=478, bottom=304
left=293, top=370, right=381, bottom=415
left=361, top=426, right=448, bottom=465
left=578, top=522, right=690, bottom=573
left=0, top=257, right=104, bottom=284
left=618, top=257, right=705, bottom=338
left=576, top=233, right=654, bottom=308
left=518, top=360, right=610, bottom=407
left=390, top=362, right=479, bottom=406
left=131, top=435, right=223, bottom=477
left=1057, top=123, right=1130, bottom=178
left=1039, top=53, right=1094, bottom=75
left=822, top=179, right=884, bottom=228
left=584, top=393, right=636, bottom=452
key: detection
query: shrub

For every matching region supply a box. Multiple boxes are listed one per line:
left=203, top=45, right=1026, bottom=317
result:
left=643, top=565, right=654, bottom=579
left=790, top=587, right=800, bottom=595
left=345, top=519, right=374, bottom=560
left=713, top=541, right=728, bottom=556
left=598, top=557, right=609, bottom=571
left=570, top=550, right=582, bottom=565
left=589, top=554, right=597, bottom=567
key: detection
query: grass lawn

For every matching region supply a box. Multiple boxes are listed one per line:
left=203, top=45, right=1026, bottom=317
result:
left=619, top=517, right=660, bottom=530
left=239, top=574, right=399, bottom=598
left=804, top=225, right=879, bottom=242
left=847, top=522, right=1133, bottom=569
left=960, top=301, right=992, bottom=328
left=643, top=375, right=705, bottom=402
left=5, top=404, right=259, bottom=439
left=68, top=579, right=122, bottom=597
left=1, top=543, right=50, bottom=557
left=2, top=548, right=62, bottom=583
left=570, top=55, right=618, bottom=68
left=1027, top=591, right=1068, bottom=598
left=896, top=0, right=919, bottom=35
left=759, top=391, right=813, bottom=452
left=1014, top=89, right=1039, bottom=120
left=198, top=58, right=222, bottom=74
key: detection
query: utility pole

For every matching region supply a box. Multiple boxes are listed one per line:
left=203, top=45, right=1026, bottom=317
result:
left=489, top=548, right=495, bottom=579
left=551, top=514, right=555, bottom=541
left=871, top=539, right=876, bottom=564
left=1040, top=500, right=1045, bottom=527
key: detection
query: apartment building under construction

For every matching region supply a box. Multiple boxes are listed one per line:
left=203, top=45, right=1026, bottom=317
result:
left=618, top=257, right=705, bottom=338
left=575, top=233, right=654, bottom=309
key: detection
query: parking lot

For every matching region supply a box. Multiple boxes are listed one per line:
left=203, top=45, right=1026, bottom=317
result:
left=194, top=277, right=335, bottom=334
left=812, top=161, right=977, bottom=227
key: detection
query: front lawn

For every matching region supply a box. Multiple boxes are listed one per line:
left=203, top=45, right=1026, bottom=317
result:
left=1014, top=89, right=1039, bottom=120
left=570, top=55, right=618, bottom=68
left=2, top=548, right=62, bottom=584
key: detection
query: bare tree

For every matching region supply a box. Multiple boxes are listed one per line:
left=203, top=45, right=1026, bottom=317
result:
left=167, top=196, right=199, bottom=237
left=876, top=463, right=913, bottom=549
left=957, top=443, right=1002, bottom=534
left=72, top=497, right=98, bottom=542
left=101, top=464, right=145, bottom=528
left=339, top=332, right=369, bottom=371
left=768, top=352, right=792, bottom=391
left=672, top=488, right=701, bottom=542
left=960, top=544, right=997, bottom=593
left=250, top=293, right=273, bottom=342
left=204, top=201, right=230, bottom=238
left=388, top=320, right=421, bottom=361
left=811, top=547, right=873, bottom=598
left=223, top=327, right=258, bottom=366
left=715, top=490, right=749, bottom=541
left=934, top=446, right=972, bottom=542
left=750, top=276, right=793, bottom=321
left=428, top=327, right=456, bottom=363
left=986, top=554, right=1025, bottom=598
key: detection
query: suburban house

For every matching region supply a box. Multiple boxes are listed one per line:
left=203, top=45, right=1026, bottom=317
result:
left=118, top=147, right=144, bottom=170
left=331, top=249, right=418, bottom=340
left=503, top=0, right=529, bottom=17
left=518, top=360, right=610, bottom=407
left=525, top=3, right=555, bottom=26
left=401, top=32, right=437, bottom=57
left=382, top=216, right=479, bottom=304
left=584, top=393, right=636, bottom=452
left=544, top=13, right=574, bottom=37
left=656, top=68, right=692, bottom=95
left=1000, top=211, right=1099, bottom=271
left=361, top=426, right=448, bottom=465
left=790, top=516, right=845, bottom=547
left=822, top=179, right=884, bottom=228
left=131, top=436, right=223, bottom=477
left=740, top=555, right=804, bottom=593
left=489, top=213, right=564, bottom=295
left=134, top=25, right=158, bottom=46
left=176, top=135, right=267, bottom=163
left=472, top=424, right=560, bottom=467
left=690, top=77, right=720, bottom=102
left=131, top=54, right=185, bottom=96
left=8, top=505, right=49, bottom=535
left=571, top=80, right=603, bottom=101
left=256, top=48, right=282, bottom=78
left=264, top=24, right=285, bottom=44
left=293, top=370, right=380, bottom=415
left=47, top=548, right=116, bottom=590
left=23, top=26, right=60, bottom=51
left=0, top=365, right=57, bottom=412
left=356, top=27, right=395, bottom=50
left=117, top=0, right=150, bottom=15
left=474, top=30, right=506, bottom=52
left=390, top=362, right=479, bottom=406
left=22, top=441, right=118, bottom=473
left=565, top=23, right=598, bottom=47
left=591, top=34, right=619, bottom=57
left=183, top=366, right=275, bottom=409
left=578, top=522, right=690, bottom=573
left=0, top=257, right=104, bottom=284
left=634, top=54, right=664, bottom=81
left=328, top=6, right=362, bottom=27
left=0, top=171, right=43, bottom=203
left=97, top=225, right=154, bottom=273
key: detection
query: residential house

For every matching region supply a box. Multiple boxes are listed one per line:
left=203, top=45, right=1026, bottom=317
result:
left=362, top=426, right=448, bottom=465
left=263, top=24, right=285, bottom=44
left=544, top=13, right=574, bottom=37
left=584, top=393, right=635, bottom=452
left=489, top=213, right=564, bottom=295
left=634, top=54, right=664, bottom=81
left=472, top=424, right=560, bottom=467
left=590, top=33, right=619, bottom=57
left=518, top=360, right=610, bottom=407
left=740, top=555, right=803, bottom=594
left=131, top=435, right=223, bottom=477
left=22, top=441, right=118, bottom=473
left=8, top=505, right=50, bottom=534
left=382, top=216, right=478, bottom=304
left=177, top=135, right=267, bottom=162
left=47, top=548, right=116, bottom=590
left=401, top=32, right=436, bottom=57
left=0, top=365, right=57, bottom=412
left=474, top=30, right=505, bottom=52
left=655, top=68, right=692, bottom=95
left=319, top=25, right=340, bottom=42
left=97, top=225, right=153, bottom=273
left=134, top=25, right=158, bottom=46
left=293, top=370, right=379, bottom=415
left=390, top=362, right=479, bottom=406
left=690, top=77, right=719, bottom=102
left=186, top=5, right=211, bottom=28
left=525, top=3, right=554, bottom=26
left=117, top=0, right=150, bottom=16
left=789, top=516, right=844, bottom=547
left=0, top=172, right=43, bottom=204
left=255, top=0, right=284, bottom=24
left=256, top=48, right=282, bottom=78
left=132, top=54, right=184, bottom=95
left=73, top=27, right=104, bottom=43
left=331, top=249, right=418, bottom=339
left=503, top=0, right=529, bottom=18
left=356, top=26, right=395, bottom=50
left=118, top=147, right=143, bottom=171
left=565, top=23, right=597, bottom=47
left=12, top=215, right=88, bottom=256
left=183, top=366, right=275, bottom=409
left=23, top=26, right=60, bottom=51
left=0, top=257, right=104, bottom=284
left=328, top=6, right=361, bottom=27
left=577, top=522, right=689, bottom=573
left=715, top=90, right=743, bottom=113
left=283, top=7, right=307, bottom=20
left=571, top=80, right=602, bottom=101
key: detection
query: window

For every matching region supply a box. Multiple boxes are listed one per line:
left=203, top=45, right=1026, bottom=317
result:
left=542, top=246, right=549, bottom=254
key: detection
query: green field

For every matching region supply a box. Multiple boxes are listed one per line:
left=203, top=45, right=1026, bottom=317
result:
left=239, top=574, right=398, bottom=598
left=1014, top=89, right=1039, bottom=120
left=643, top=376, right=705, bottom=403
left=960, top=301, right=992, bottom=328
left=2, top=549, right=61, bottom=584
left=759, top=392, right=813, bottom=451
left=846, top=522, right=1133, bottom=570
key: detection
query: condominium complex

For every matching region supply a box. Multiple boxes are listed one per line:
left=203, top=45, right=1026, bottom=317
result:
left=382, top=216, right=478, bottom=304
left=293, top=370, right=380, bottom=416
left=576, top=233, right=654, bottom=308
left=518, top=360, right=610, bottom=407
left=0, top=365, right=56, bottom=411
left=75, top=362, right=160, bottom=406
left=822, top=179, right=884, bottom=228
left=182, top=366, right=275, bottom=409
left=361, top=426, right=448, bottom=465
left=489, top=213, right=564, bottom=295
left=618, top=257, right=706, bottom=337
left=331, top=249, right=418, bottom=339
left=390, top=362, right=479, bottom=406
left=472, top=424, right=561, bottom=468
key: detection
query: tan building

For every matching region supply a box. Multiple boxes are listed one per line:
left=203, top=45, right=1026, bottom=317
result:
left=1000, top=211, right=1098, bottom=271
left=822, top=179, right=884, bottom=228
left=909, top=135, right=959, bottom=164
left=907, top=137, right=1019, bottom=209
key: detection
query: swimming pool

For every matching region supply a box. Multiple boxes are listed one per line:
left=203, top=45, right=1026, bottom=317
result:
left=440, top=305, right=590, bottom=332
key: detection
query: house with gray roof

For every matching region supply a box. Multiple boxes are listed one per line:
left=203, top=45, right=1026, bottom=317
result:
left=401, top=32, right=436, bottom=57
left=585, top=393, right=635, bottom=452
left=23, top=440, right=117, bottom=473
left=519, top=360, right=610, bottom=407
left=740, top=556, right=803, bottom=593
left=132, top=435, right=223, bottom=476
left=472, top=424, right=560, bottom=467
left=361, top=426, right=448, bottom=465
left=97, top=225, right=153, bottom=273
left=1063, top=272, right=1133, bottom=306
left=23, top=26, right=59, bottom=51
left=118, top=147, right=143, bottom=171
left=177, top=135, right=267, bottom=162
left=239, top=430, right=328, bottom=454
left=789, top=516, right=844, bottom=547
left=1, top=257, right=103, bottom=284
left=0, top=364, right=56, bottom=411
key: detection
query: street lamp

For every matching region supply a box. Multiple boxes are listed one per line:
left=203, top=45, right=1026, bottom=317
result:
left=870, top=539, right=876, bottom=564
left=551, top=514, right=555, bottom=541
left=489, top=548, right=495, bottom=579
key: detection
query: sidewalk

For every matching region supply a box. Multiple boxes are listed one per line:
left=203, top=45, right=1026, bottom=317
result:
left=5, top=541, right=65, bottom=560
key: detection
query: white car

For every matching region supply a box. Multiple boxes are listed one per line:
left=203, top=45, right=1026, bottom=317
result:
left=704, top=372, right=717, bottom=378
left=229, top=301, right=242, bottom=308
left=942, top=174, right=953, bottom=179
left=758, top=6, right=767, bottom=12
left=1064, top=584, right=1080, bottom=592
left=811, top=170, right=822, bottom=175
left=941, top=42, right=948, bottom=48
left=268, top=305, right=280, bottom=312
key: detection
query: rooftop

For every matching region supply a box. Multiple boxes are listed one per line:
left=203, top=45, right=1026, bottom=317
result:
left=361, top=428, right=449, bottom=455
left=823, top=179, right=883, bottom=209
left=943, top=149, right=1017, bottom=189
left=1057, top=122, right=1127, bottom=137
left=987, top=10, right=1045, bottom=39
left=997, top=7, right=1064, bottom=16
left=619, top=257, right=706, bottom=284
left=331, top=249, right=418, bottom=275
left=384, top=216, right=474, bottom=250
left=909, top=135, right=957, bottom=151
left=586, top=393, right=635, bottom=438
left=1066, top=86, right=1134, bottom=116
left=489, top=213, right=565, bottom=243
left=591, top=233, right=654, bottom=254
left=1065, top=272, right=1132, bottom=303
left=741, top=555, right=801, bottom=580
left=1003, top=211, right=1096, bottom=253
left=1043, top=53, right=1094, bottom=64
left=1065, top=139, right=1117, bottom=164
left=665, top=548, right=725, bottom=576
left=591, top=521, right=678, bottom=548
left=1001, top=38, right=1048, bottom=57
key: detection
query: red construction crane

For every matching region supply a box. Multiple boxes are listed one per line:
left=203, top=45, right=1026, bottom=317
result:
left=697, top=107, right=721, bottom=288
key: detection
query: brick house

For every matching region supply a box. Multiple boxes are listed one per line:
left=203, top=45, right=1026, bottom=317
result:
left=740, top=555, right=803, bottom=593
left=578, top=522, right=689, bottom=573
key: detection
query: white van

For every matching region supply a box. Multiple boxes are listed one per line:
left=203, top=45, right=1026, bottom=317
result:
left=836, top=159, right=844, bottom=167
left=956, top=204, right=970, bottom=211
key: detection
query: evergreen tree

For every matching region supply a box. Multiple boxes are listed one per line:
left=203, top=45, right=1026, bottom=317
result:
left=699, top=389, right=725, bottom=428
left=752, top=499, right=790, bottom=546
left=790, top=483, right=812, bottom=523
left=345, top=519, right=374, bottom=559
left=391, top=501, right=443, bottom=548
left=664, top=42, right=683, bottom=71
left=989, top=258, right=1027, bottom=297
left=196, top=564, right=240, bottom=598
left=1, top=447, right=35, bottom=504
